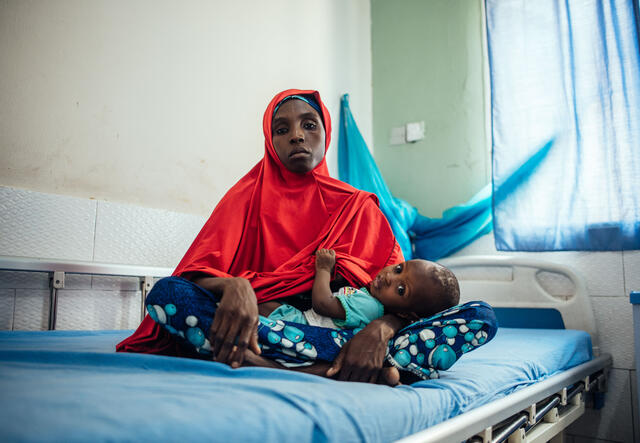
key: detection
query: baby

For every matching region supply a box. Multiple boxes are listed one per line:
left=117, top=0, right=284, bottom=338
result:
left=266, top=249, right=460, bottom=330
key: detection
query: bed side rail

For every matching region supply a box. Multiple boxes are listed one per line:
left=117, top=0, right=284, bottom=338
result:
left=397, top=353, right=611, bottom=443
left=0, top=255, right=173, bottom=329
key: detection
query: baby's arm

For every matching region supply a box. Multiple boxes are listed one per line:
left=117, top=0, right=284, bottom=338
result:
left=312, top=249, right=346, bottom=320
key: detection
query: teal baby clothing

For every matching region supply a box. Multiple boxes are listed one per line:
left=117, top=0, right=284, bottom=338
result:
left=268, top=286, right=384, bottom=330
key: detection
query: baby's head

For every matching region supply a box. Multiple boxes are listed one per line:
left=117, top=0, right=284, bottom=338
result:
left=368, top=259, right=460, bottom=321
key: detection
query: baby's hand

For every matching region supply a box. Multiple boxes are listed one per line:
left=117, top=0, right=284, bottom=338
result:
left=315, top=249, right=336, bottom=273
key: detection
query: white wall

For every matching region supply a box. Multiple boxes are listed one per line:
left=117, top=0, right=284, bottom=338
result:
left=0, top=0, right=373, bottom=216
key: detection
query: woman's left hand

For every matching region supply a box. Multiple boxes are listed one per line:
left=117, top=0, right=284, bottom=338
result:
left=326, top=315, right=404, bottom=384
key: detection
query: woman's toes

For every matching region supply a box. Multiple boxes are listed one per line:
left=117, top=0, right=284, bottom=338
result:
left=381, top=366, right=401, bottom=386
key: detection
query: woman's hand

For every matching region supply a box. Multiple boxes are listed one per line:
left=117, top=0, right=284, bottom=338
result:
left=209, top=277, right=260, bottom=368
left=326, top=315, right=404, bottom=385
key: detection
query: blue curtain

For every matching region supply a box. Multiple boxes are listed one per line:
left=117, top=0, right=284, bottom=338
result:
left=338, top=95, right=492, bottom=260
left=487, top=0, right=640, bottom=251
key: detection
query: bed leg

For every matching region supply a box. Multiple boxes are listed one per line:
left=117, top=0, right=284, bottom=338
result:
left=140, top=276, right=154, bottom=321
left=48, top=271, right=64, bottom=330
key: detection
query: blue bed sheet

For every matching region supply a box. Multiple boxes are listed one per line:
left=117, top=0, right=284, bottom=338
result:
left=0, top=328, right=592, bottom=442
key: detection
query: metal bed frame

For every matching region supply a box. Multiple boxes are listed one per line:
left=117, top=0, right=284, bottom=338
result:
left=396, top=255, right=612, bottom=443
left=398, top=355, right=610, bottom=443
left=0, top=255, right=172, bottom=330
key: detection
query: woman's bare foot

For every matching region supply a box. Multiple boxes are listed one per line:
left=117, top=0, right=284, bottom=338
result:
left=241, top=348, right=400, bottom=385
left=380, top=366, right=401, bottom=386
left=241, top=348, right=282, bottom=368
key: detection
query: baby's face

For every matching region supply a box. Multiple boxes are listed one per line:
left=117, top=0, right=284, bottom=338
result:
left=369, top=260, right=440, bottom=316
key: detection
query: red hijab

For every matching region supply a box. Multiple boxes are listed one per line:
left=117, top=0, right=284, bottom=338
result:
left=117, top=89, right=402, bottom=354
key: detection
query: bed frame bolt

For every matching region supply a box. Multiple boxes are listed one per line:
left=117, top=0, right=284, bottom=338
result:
left=48, top=271, right=65, bottom=330
left=52, top=271, right=65, bottom=289
left=527, top=405, right=536, bottom=426
left=560, top=388, right=568, bottom=406
left=583, top=376, right=590, bottom=392
left=140, top=276, right=154, bottom=321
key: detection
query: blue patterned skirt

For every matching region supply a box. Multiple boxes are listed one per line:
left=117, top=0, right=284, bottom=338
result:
left=145, top=277, right=497, bottom=380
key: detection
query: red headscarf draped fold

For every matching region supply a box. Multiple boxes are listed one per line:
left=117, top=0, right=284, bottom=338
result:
left=117, top=89, right=403, bottom=354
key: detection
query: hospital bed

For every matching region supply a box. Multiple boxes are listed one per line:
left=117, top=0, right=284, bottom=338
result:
left=0, top=255, right=611, bottom=442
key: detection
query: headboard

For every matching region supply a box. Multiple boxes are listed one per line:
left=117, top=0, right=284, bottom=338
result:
left=439, top=255, right=599, bottom=355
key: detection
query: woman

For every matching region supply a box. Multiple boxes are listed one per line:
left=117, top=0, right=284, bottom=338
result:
left=118, top=89, right=405, bottom=384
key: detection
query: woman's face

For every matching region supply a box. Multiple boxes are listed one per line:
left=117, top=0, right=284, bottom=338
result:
left=272, top=99, right=325, bottom=173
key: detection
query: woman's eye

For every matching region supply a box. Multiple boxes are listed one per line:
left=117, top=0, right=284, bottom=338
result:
left=394, top=264, right=402, bottom=273
left=304, top=122, right=317, bottom=130
left=274, top=127, right=288, bottom=135
left=397, top=285, right=406, bottom=296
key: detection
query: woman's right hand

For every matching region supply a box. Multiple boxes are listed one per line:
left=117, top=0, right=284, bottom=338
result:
left=209, top=277, right=260, bottom=368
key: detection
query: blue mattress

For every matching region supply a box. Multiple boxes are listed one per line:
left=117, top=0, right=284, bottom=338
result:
left=0, top=328, right=592, bottom=442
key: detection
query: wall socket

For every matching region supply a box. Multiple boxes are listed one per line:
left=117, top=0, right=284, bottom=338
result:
left=405, top=121, right=425, bottom=143
left=389, top=121, right=425, bottom=145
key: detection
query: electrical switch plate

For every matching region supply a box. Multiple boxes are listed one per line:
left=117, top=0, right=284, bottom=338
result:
left=405, top=121, right=425, bottom=143
left=390, top=126, right=406, bottom=145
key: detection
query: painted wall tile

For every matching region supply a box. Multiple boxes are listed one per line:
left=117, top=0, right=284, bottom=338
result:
left=0, top=289, right=15, bottom=330
left=63, top=274, right=92, bottom=290
left=623, top=250, right=640, bottom=296
left=591, top=297, right=634, bottom=370
left=0, top=270, right=49, bottom=290
left=91, top=275, right=141, bottom=291
left=13, top=290, right=49, bottom=330
left=0, top=187, right=96, bottom=261
left=93, top=201, right=204, bottom=268
left=55, top=289, right=141, bottom=330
